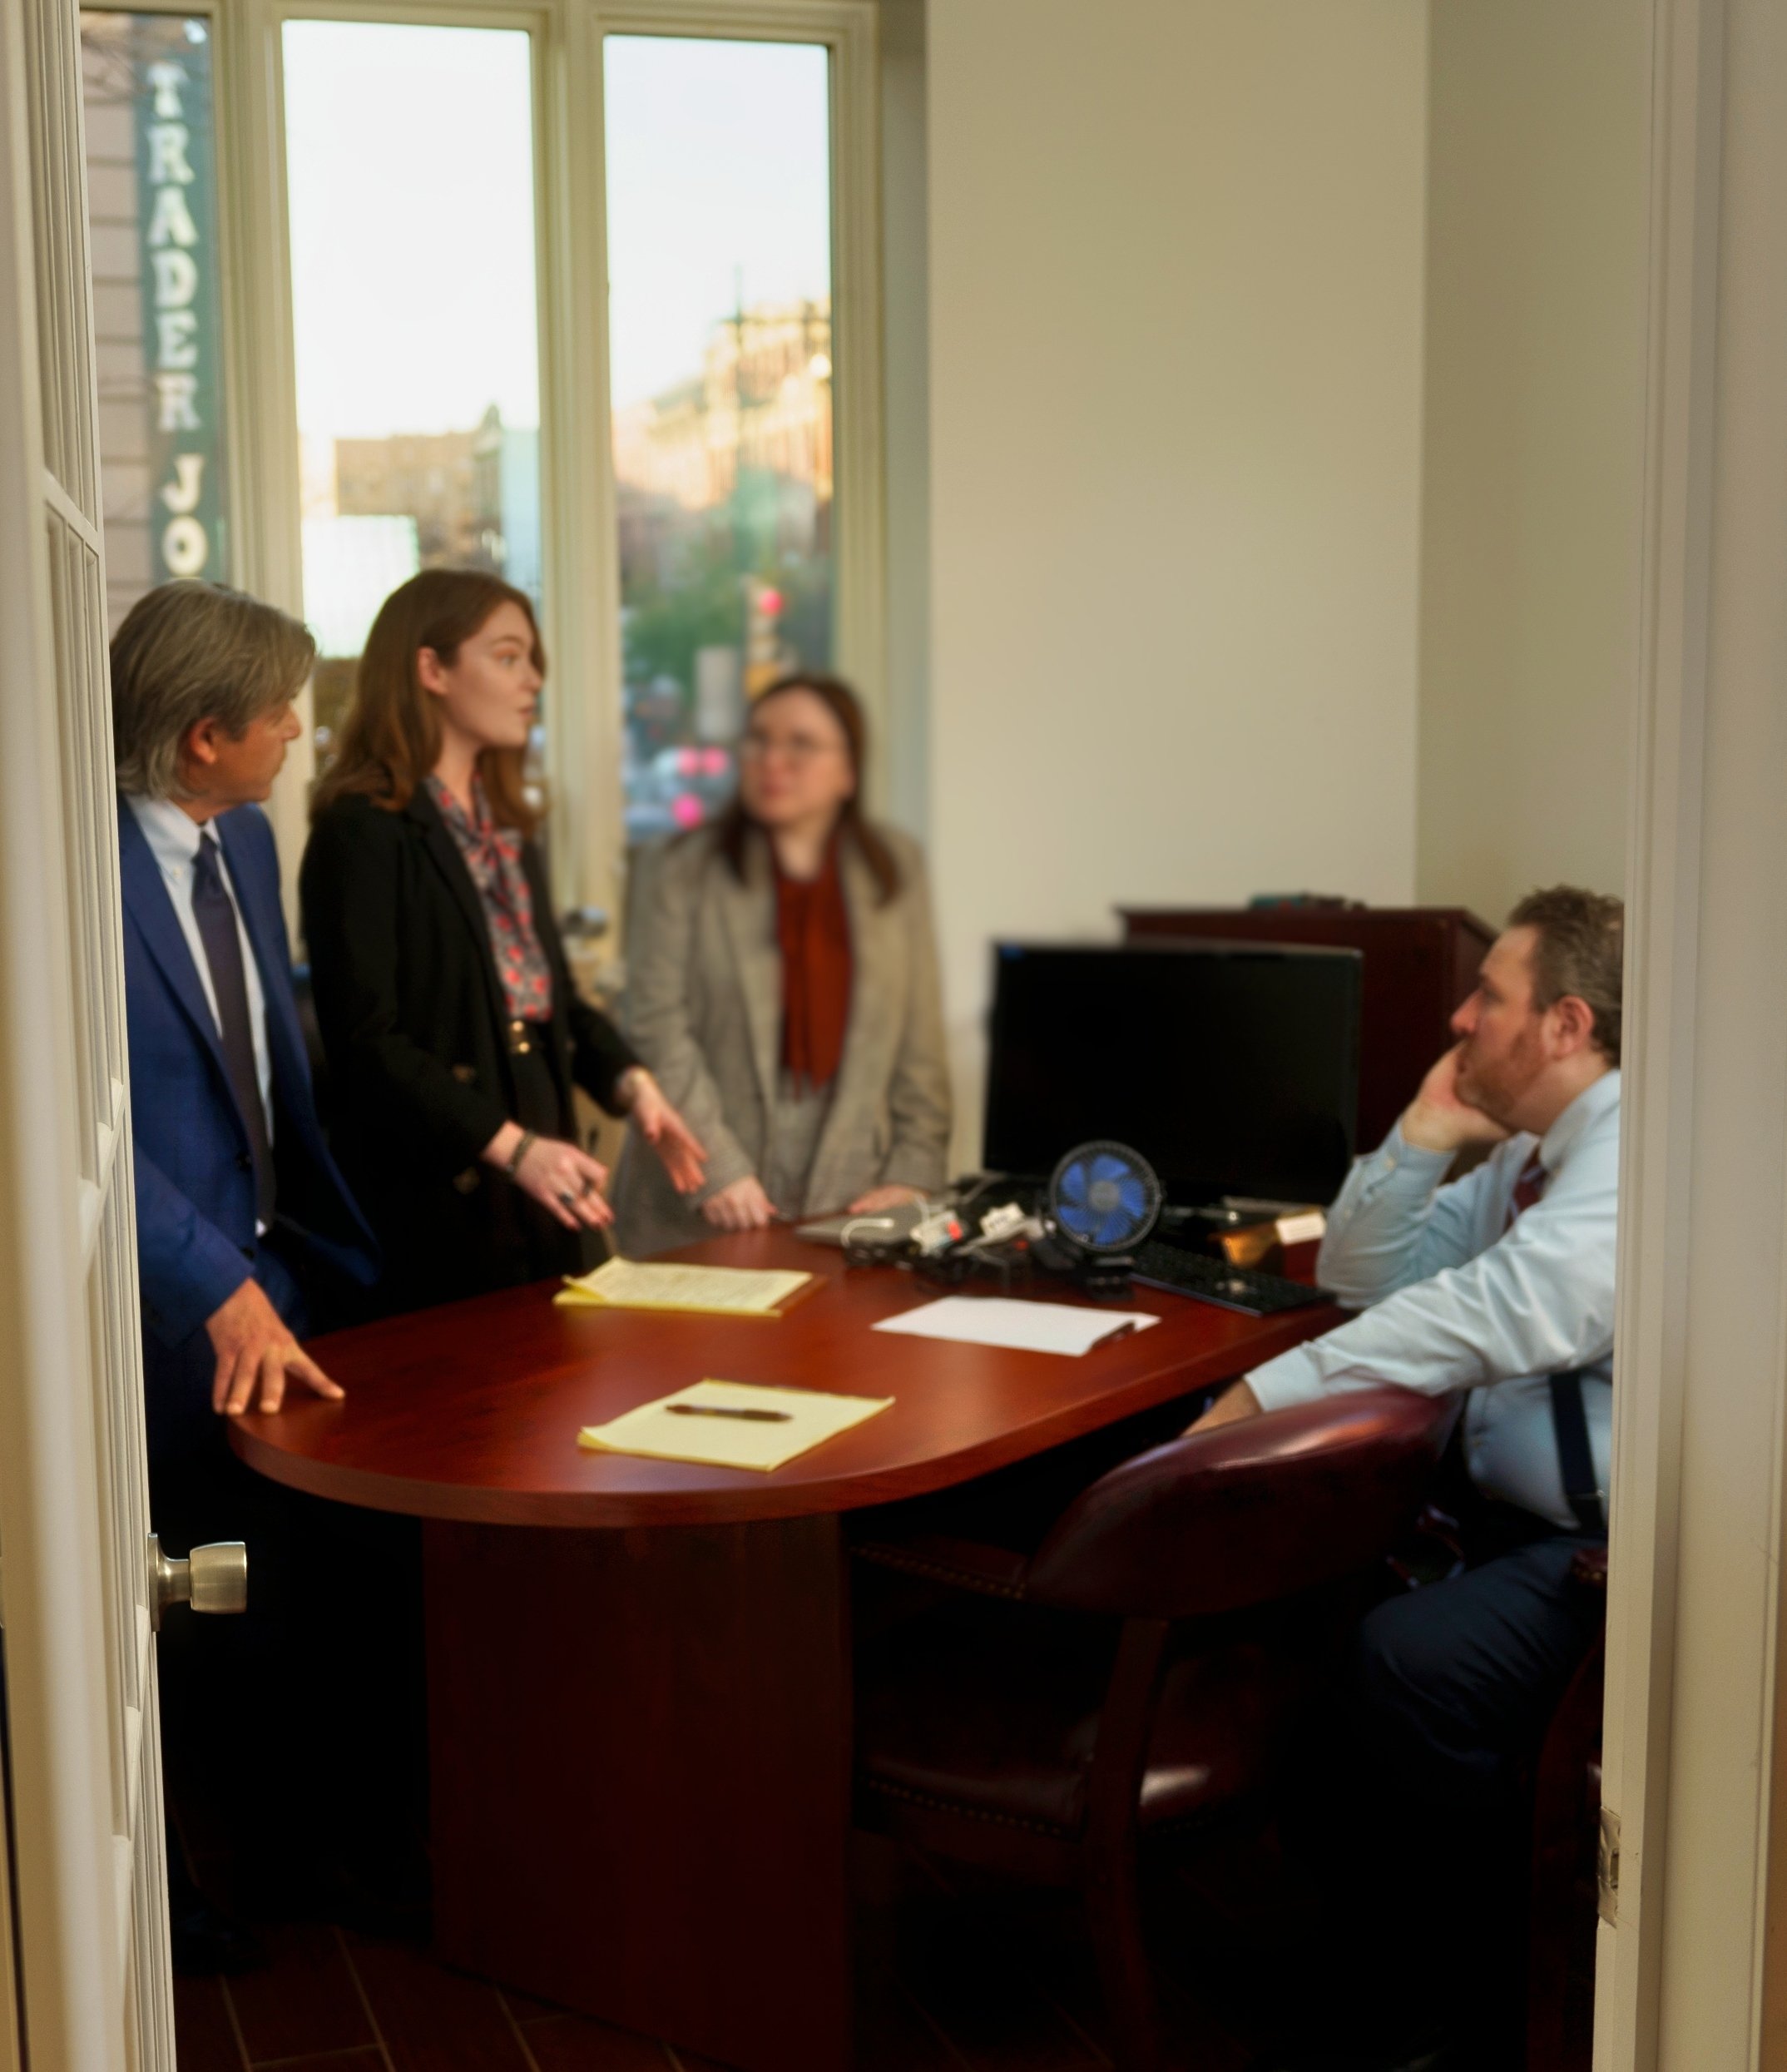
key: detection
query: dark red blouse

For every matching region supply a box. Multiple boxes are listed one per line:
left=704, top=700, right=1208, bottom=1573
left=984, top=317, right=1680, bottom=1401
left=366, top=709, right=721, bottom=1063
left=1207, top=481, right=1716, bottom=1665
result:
left=774, top=840, right=853, bottom=1090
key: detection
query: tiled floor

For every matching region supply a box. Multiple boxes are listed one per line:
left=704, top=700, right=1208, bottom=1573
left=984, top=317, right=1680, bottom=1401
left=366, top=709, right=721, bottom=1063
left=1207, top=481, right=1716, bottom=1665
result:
left=171, top=1865, right=1269, bottom=2072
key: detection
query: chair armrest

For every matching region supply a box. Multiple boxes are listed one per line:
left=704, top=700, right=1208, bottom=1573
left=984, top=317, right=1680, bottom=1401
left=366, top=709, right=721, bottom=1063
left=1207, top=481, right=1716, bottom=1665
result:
left=1025, top=1388, right=1453, bottom=1621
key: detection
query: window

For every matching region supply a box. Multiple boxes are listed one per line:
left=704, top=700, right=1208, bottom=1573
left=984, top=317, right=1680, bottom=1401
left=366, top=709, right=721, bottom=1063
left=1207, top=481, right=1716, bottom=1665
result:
left=603, top=35, right=835, bottom=840
left=81, top=10, right=229, bottom=631
left=281, top=20, right=542, bottom=761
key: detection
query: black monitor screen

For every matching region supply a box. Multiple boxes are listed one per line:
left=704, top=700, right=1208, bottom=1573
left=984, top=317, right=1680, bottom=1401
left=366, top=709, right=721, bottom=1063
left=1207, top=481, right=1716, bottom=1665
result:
left=983, top=940, right=1363, bottom=1205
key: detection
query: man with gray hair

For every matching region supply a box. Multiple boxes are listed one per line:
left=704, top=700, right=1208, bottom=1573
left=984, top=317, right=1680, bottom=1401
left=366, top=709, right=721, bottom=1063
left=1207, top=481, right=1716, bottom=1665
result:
left=115, top=578, right=374, bottom=1440
left=114, top=580, right=380, bottom=1963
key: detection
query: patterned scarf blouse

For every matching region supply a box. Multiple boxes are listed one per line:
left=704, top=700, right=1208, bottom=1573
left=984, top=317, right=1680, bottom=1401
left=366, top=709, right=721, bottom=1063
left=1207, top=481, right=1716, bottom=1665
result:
left=426, top=775, right=554, bottom=1024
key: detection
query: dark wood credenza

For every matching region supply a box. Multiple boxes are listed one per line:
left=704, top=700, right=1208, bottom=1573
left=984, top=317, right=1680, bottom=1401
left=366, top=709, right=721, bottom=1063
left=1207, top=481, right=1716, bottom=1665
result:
left=1119, top=905, right=1496, bottom=1152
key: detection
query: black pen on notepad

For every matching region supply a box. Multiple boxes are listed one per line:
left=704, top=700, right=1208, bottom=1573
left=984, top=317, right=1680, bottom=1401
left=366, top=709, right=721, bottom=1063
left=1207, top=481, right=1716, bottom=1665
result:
left=666, top=1403, right=793, bottom=1424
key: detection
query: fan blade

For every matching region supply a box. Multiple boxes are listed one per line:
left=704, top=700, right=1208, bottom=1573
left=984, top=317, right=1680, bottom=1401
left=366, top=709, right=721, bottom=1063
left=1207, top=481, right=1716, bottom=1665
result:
left=1059, top=1161, right=1089, bottom=1206
left=1091, top=1153, right=1128, bottom=1186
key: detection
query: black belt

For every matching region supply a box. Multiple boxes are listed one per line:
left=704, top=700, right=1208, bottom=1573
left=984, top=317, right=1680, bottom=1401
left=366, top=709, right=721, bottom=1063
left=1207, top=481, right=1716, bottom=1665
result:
left=1548, top=1370, right=1606, bottom=1537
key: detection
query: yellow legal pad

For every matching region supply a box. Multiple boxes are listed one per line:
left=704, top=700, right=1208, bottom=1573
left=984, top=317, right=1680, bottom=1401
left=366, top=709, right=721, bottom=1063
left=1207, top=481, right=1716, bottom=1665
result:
left=555, top=1256, right=814, bottom=1319
left=577, top=1379, right=894, bottom=1473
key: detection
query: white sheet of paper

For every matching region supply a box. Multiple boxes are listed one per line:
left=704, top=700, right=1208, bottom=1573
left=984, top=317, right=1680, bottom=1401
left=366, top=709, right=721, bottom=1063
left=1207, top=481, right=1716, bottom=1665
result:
left=577, top=1378, right=893, bottom=1472
left=870, top=1296, right=1161, bottom=1358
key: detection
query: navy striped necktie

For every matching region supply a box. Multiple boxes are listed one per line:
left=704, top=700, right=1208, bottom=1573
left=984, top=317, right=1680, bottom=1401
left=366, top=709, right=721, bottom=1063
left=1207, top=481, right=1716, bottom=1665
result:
left=192, top=831, right=275, bottom=1228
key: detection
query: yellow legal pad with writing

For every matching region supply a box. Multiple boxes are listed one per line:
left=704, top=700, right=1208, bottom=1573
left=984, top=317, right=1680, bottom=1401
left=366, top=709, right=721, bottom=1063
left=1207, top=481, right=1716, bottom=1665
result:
left=577, top=1379, right=894, bottom=1472
left=555, top=1256, right=814, bottom=1319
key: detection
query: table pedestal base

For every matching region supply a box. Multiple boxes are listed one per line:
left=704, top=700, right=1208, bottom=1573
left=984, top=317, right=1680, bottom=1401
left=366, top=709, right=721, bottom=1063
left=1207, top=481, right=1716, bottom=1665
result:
left=424, top=1514, right=852, bottom=2072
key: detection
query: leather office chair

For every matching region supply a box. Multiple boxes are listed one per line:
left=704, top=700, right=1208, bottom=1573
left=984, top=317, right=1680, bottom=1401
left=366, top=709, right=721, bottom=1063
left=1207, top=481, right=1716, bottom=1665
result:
left=853, top=1387, right=1452, bottom=2072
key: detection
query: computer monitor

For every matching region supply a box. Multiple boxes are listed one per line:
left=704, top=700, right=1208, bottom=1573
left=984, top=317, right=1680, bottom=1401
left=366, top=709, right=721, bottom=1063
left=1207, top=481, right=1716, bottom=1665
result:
left=983, top=939, right=1364, bottom=1206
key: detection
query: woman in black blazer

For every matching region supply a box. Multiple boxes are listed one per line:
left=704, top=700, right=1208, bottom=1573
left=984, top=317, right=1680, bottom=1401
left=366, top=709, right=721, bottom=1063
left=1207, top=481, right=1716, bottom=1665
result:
left=301, top=569, right=705, bottom=1315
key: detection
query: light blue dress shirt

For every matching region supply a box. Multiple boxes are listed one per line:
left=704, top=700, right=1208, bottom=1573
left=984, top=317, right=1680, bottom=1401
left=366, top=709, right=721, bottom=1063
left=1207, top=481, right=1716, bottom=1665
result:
left=1246, top=1070, right=1619, bottom=1529
left=123, top=792, right=274, bottom=1134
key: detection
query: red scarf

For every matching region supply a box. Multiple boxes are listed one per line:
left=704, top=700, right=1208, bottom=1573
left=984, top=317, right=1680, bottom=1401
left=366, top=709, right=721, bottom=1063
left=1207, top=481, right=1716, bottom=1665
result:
left=775, top=840, right=853, bottom=1091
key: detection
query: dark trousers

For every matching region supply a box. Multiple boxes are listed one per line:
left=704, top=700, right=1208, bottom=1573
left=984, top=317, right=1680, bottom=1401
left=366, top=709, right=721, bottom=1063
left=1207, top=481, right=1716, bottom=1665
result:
left=151, top=1236, right=424, bottom=1910
left=1325, top=1510, right=1606, bottom=2062
left=154, top=1434, right=425, bottom=1907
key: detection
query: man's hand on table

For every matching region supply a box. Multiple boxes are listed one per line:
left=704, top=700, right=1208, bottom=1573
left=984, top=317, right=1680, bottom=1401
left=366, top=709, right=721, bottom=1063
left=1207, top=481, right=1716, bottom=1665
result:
left=207, top=1276, right=344, bottom=1417
left=1186, top=1379, right=1262, bottom=1435
left=1401, top=1043, right=1512, bottom=1156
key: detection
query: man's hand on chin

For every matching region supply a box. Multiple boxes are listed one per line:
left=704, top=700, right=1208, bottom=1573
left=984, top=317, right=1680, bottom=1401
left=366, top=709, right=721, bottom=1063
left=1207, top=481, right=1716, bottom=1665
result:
left=1187, top=1380, right=1261, bottom=1435
left=1402, top=1043, right=1511, bottom=1156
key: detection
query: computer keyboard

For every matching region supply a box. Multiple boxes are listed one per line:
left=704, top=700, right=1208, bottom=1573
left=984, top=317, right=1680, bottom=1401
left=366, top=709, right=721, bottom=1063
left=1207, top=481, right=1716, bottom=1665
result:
left=1131, top=1239, right=1334, bottom=1317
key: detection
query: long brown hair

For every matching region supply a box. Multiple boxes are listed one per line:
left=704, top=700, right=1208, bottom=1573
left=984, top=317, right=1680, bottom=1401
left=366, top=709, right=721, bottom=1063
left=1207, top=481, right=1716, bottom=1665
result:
left=710, top=672, right=901, bottom=903
left=312, top=568, right=542, bottom=835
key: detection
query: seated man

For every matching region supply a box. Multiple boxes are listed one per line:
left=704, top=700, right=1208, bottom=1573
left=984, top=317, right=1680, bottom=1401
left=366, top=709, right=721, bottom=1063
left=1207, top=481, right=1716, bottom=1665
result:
left=114, top=581, right=386, bottom=1960
left=1195, top=885, right=1621, bottom=2072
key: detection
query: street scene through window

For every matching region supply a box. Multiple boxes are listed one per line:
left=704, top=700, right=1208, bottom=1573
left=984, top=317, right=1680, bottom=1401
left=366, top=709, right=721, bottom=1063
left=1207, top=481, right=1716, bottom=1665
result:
left=283, top=20, right=544, bottom=767
left=604, top=35, right=835, bottom=842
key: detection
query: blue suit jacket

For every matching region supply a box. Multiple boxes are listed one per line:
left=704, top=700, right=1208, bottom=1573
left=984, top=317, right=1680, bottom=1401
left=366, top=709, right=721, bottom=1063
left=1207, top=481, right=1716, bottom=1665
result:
left=120, top=797, right=375, bottom=1454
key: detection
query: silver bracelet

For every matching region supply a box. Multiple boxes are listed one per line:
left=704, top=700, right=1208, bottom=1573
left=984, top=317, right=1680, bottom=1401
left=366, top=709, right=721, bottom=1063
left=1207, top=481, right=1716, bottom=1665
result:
left=504, top=1128, right=538, bottom=1180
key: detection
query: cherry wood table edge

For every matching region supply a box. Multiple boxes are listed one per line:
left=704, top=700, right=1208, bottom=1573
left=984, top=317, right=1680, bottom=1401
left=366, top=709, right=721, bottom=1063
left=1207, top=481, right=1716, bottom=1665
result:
left=229, top=1229, right=1342, bottom=1528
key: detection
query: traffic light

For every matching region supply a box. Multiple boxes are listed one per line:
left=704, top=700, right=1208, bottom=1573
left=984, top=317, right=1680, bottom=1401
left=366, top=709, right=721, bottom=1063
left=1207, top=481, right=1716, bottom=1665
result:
left=744, top=577, right=785, bottom=696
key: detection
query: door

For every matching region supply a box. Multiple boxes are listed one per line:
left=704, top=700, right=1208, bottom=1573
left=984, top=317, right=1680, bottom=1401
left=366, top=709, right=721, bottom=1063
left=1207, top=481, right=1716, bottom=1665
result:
left=0, top=0, right=176, bottom=2059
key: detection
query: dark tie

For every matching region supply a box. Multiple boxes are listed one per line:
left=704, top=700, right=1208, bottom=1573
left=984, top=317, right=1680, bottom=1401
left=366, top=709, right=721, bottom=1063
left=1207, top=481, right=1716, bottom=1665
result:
left=1507, top=1153, right=1547, bottom=1228
left=192, top=831, right=275, bottom=1227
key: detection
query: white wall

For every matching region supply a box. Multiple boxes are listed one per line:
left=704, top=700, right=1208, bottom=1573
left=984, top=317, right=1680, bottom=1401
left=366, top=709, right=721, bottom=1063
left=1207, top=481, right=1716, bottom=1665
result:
left=1414, top=0, right=1651, bottom=926
left=924, top=0, right=1430, bottom=1167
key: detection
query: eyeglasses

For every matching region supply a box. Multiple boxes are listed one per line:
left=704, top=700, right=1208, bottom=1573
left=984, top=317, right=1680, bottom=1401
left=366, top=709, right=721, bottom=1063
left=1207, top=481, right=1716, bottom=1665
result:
left=740, top=732, right=844, bottom=764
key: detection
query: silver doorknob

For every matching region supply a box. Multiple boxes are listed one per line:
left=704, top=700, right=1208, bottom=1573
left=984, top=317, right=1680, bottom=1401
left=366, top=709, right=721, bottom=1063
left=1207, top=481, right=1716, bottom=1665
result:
left=149, top=1534, right=248, bottom=1629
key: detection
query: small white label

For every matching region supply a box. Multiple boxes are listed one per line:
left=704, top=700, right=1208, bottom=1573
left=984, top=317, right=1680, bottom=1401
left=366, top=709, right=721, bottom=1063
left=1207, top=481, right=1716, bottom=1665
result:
left=1275, top=1210, right=1327, bottom=1247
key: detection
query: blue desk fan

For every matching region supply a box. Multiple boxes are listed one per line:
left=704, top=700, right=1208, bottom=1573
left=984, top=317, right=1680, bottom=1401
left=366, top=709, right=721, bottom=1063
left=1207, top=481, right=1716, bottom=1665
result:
left=1043, top=1141, right=1163, bottom=1292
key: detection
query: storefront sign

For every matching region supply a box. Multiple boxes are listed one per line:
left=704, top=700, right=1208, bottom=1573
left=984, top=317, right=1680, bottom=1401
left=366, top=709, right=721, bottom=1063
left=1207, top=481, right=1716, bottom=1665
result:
left=132, top=25, right=224, bottom=582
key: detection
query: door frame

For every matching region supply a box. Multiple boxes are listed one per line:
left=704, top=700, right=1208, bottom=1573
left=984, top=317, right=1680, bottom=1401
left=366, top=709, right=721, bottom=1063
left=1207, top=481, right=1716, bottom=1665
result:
left=0, top=0, right=163, bottom=2063
left=1597, top=0, right=1787, bottom=2065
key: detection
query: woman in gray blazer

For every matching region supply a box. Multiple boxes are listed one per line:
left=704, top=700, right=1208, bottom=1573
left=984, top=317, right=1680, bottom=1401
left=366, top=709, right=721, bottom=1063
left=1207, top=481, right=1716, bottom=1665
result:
left=611, top=673, right=951, bottom=1258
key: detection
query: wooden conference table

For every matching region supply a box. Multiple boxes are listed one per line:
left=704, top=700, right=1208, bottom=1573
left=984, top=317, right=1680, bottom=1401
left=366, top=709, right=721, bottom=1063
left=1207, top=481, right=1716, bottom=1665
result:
left=232, top=1232, right=1339, bottom=2072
